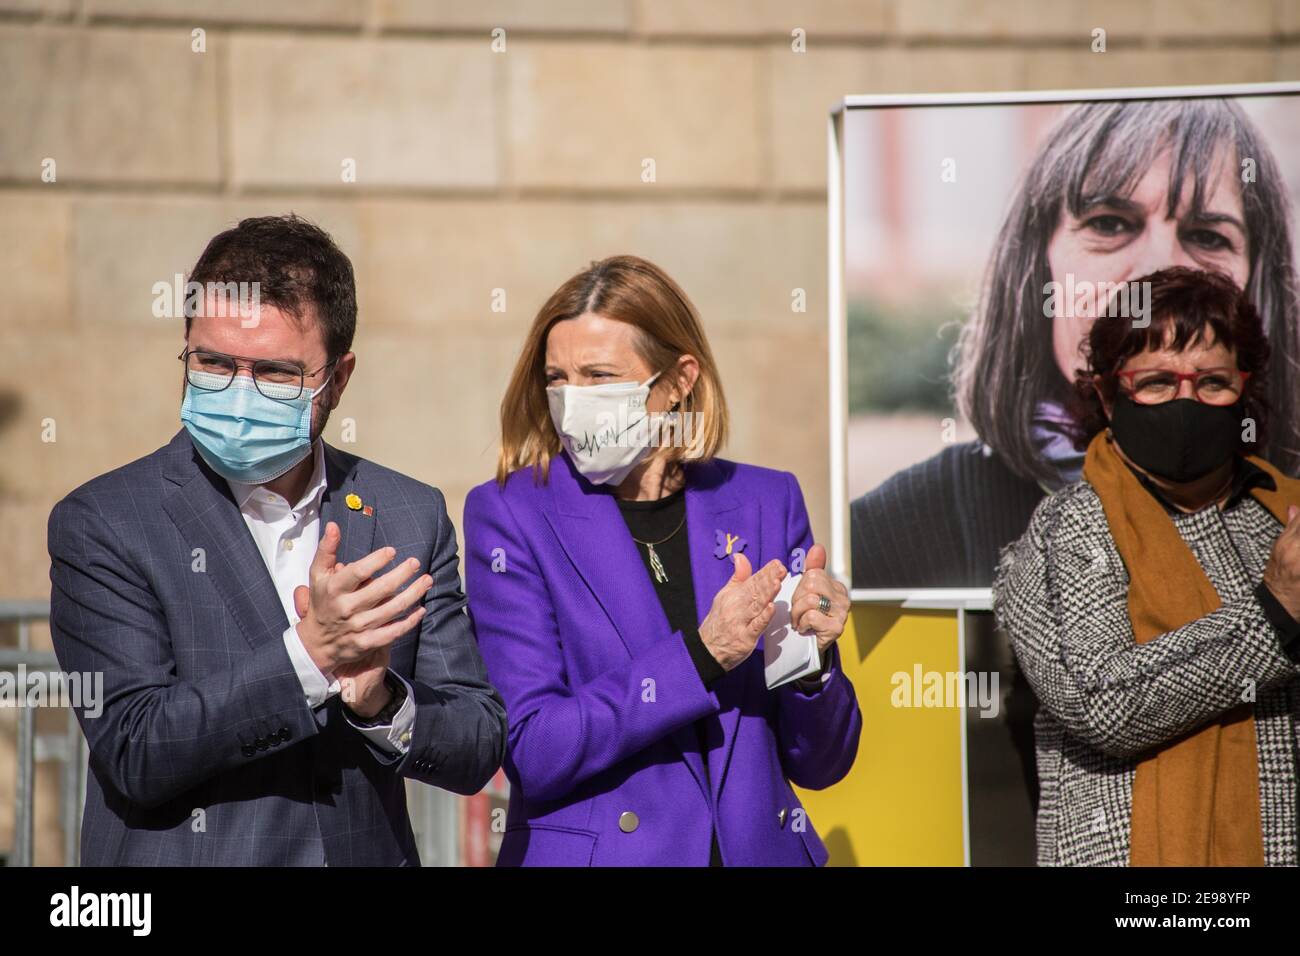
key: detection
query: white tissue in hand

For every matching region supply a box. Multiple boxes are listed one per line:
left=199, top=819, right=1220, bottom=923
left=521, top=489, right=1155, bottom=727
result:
left=762, top=573, right=822, bottom=690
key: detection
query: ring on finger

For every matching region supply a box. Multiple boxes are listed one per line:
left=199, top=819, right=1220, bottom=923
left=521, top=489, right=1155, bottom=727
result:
left=817, top=594, right=832, bottom=615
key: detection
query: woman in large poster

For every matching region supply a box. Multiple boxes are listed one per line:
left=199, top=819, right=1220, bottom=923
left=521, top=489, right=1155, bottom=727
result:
left=848, top=95, right=1300, bottom=589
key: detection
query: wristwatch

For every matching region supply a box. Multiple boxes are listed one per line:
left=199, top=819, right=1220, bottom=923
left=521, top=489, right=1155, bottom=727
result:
left=345, top=671, right=408, bottom=727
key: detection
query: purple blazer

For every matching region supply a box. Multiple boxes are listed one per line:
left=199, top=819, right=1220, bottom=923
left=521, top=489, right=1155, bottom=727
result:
left=463, top=453, right=861, bottom=866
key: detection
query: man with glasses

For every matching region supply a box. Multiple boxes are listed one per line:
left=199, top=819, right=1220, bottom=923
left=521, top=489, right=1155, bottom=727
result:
left=48, top=214, right=506, bottom=866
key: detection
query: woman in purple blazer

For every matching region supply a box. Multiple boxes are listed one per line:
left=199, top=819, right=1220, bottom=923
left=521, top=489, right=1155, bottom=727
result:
left=463, top=255, right=862, bottom=866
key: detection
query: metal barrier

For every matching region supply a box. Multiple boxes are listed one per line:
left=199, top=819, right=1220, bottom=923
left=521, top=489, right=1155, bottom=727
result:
left=1, top=600, right=464, bottom=867
left=0, top=600, right=85, bottom=867
left=408, top=777, right=462, bottom=867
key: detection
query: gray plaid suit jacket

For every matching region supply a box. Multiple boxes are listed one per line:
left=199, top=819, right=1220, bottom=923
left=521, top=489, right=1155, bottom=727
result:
left=48, top=428, right=506, bottom=866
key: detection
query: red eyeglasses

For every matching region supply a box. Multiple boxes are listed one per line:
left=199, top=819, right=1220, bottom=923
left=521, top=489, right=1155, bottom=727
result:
left=1114, top=367, right=1250, bottom=406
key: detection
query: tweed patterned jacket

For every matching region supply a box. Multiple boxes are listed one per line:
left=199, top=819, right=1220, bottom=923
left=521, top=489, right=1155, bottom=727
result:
left=993, top=478, right=1300, bottom=867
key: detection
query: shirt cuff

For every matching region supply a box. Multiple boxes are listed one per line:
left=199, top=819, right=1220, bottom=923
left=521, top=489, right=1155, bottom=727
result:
left=1255, top=582, right=1300, bottom=663
left=283, top=624, right=342, bottom=708
left=344, top=671, right=416, bottom=755
left=682, top=628, right=727, bottom=688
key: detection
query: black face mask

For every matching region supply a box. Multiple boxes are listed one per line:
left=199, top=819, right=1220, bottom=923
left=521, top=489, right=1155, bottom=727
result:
left=1108, top=395, right=1243, bottom=483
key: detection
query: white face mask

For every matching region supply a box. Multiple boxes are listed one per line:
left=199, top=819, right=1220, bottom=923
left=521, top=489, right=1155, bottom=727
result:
left=547, top=372, right=662, bottom=486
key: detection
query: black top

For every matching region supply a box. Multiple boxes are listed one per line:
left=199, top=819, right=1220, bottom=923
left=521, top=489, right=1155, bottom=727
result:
left=616, top=490, right=726, bottom=686
left=616, top=488, right=725, bottom=866
left=850, top=441, right=1046, bottom=589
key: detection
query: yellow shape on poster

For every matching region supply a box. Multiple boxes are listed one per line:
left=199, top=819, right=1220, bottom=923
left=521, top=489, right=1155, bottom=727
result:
left=794, top=604, right=966, bottom=866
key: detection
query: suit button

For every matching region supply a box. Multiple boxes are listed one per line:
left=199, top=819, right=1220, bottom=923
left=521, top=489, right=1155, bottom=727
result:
left=778, top=808, right=788, bottom=828
left=241, top=744, right=256, bottom=757
left=255, top=737, right=268, bottom=751
left=279, top=727, right=291, bottom=742
left=619, top=811, right=639, bottom=833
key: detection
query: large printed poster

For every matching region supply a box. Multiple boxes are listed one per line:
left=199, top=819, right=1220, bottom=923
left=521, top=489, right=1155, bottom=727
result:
left=842, top=86, right=1300, bottom=590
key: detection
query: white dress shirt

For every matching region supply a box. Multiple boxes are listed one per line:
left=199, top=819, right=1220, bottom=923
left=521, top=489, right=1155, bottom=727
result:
left=226, top=439, right=415, bottom=755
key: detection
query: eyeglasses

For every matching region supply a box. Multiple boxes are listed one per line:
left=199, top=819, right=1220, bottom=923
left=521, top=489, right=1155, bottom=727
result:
left=179, top=348, right=336, bottom=402
left=1114, top=366, right=1250, bottom=406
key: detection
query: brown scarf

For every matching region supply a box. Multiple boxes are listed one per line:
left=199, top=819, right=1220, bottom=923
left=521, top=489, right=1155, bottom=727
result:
left=1083, top=431, right=1300, bottom=866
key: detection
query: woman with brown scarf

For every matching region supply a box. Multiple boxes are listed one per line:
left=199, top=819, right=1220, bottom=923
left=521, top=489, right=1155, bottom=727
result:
left=995, top=266, right=1300, bottom=867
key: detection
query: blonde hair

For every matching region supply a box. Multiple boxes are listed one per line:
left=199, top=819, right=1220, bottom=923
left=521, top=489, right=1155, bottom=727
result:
left=496, top=255, right=729, bottom=484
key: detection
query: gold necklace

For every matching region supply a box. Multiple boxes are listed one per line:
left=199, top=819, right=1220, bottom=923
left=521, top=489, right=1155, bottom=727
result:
left=629, top=513, right=686, bottom=584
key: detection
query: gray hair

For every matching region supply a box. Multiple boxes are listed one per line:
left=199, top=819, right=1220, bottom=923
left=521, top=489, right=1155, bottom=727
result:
left=953, top=97, right=1300, bottom=482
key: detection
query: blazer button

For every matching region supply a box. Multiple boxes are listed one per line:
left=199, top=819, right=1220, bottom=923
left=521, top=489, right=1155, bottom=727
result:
left=255, top=737, right=268, bottom=751
left=619, top=811, right=639, bottom=833
left=778, top=808, right=788, bottom=828
left=241, top=744, right=256, bottom=757
left=279, top=727, right=291, bottom=742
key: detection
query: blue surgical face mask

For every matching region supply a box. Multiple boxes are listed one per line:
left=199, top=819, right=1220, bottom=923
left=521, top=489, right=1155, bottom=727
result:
left=180, top=370, right=329, bottom=484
